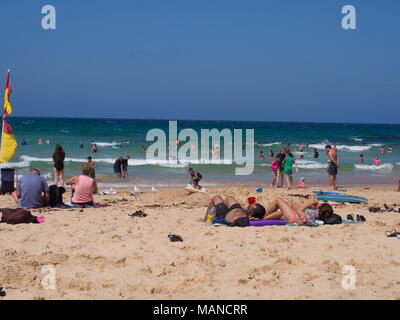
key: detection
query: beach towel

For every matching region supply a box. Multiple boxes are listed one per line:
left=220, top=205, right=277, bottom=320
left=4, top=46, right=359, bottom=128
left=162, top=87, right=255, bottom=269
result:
left=0, top=208, right=43, bottom=224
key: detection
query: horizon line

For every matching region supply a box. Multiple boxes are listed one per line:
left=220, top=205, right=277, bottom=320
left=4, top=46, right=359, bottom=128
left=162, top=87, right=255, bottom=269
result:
left=8, top=115, right=400, bottom=126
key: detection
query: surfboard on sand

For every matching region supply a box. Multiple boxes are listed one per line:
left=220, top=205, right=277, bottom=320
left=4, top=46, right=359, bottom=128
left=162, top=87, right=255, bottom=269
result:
left=317, top=194, right=368, bottom=203
left=184, top=186, right=207, bottom=194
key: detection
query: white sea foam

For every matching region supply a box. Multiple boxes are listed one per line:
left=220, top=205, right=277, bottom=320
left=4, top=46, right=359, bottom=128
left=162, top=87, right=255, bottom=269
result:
left=258, top=142, right=281, bottom=147
left=19, top=155, right=233, bottom=168
left=0, top=160, right=32, bottom=168
left=354, top=163, right=393, bottom=171
left=90, top=142, right=120, bottom=147
left=296, top=160, right=327, bottom=169
left=309, top=144, right=372, bottom=152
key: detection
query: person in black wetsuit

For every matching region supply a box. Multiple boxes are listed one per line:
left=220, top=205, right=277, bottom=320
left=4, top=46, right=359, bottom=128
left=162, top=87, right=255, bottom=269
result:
left=114, top=157, right=123, bottom=178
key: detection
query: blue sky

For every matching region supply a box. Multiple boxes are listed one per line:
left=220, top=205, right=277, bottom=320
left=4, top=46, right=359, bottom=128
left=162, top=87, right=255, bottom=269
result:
left=0, top=0, right=399, bottom=123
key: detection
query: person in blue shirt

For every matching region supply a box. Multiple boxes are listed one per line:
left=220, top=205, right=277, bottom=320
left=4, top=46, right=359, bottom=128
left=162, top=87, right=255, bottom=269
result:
left=12, top=168, right=50, bottom=208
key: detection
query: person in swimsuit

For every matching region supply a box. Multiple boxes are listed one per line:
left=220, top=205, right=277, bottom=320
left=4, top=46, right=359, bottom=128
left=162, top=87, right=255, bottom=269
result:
left=249, top=196, right=333, bottom=225
left=204, top=195, right=266, bottom=227
left=92, top=143, right=98, bottom=154
left=326, top=145, right=339, bottom=190
left=66, top=163, right=98, bottom=206
left=284, top=152, right=298, bottom=189
left=276, top=147, right=287, bottom=188
left=188, top=168, right=202, bottom=189
left=53, top=144, right=66, bottom=187
left=87, top=156, right=97, bottom=179
left=122, top=155, right=130, bottom=178
left=374, top=157, right=381, bottom=165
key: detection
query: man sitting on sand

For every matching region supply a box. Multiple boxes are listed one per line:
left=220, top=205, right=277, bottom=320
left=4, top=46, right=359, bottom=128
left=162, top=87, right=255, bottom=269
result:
left=205, top=195, right=266, bottom=227
left=66, top=163, right=98, bottom=206
left=12, top=168, right=50, bottom=208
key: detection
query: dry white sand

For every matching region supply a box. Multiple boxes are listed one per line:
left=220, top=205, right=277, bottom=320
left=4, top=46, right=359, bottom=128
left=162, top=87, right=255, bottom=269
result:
left=1, top=185, right=400, bottom=300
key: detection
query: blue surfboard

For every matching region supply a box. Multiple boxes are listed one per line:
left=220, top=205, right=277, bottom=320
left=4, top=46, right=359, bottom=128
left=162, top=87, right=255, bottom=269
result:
left=312, top=191, right=344, bottom=195
left=317, top=194, right=368, bottom=203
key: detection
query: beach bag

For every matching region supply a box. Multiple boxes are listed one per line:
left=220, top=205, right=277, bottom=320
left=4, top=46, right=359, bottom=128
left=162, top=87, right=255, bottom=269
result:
left=48, top=185, right=65, bottom=207
left=0, top=208, right=37, bottom=224
left=321, top=213, right=342, bottom=225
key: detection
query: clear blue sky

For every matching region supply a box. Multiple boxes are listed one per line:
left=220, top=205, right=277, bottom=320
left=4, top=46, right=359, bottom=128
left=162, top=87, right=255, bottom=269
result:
left=0, top=0, right=399, bottom=123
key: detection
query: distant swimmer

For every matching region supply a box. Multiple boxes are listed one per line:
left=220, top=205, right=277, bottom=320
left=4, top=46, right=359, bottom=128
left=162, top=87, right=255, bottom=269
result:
left=299, top=143, right=303, bottom=152
left=359, top=154, right=364, bottom=164
left=259, top=151, right=265, bottom=160
left=388, top=145, right=392, bottom=153
left=79, top=141, right=84, bottom=149
left=92, top=143, right=98, bottom=154
left=124, top=140, right=131, bottom=144
left=268, top=150, right=274, bottom=160
left=141, top=145, right=147, bottom=152
left=379, top=146, right=385, bottom=154
left=374, top=157, right=381, bottom=166
left=21, top=139, right=27, bottom=145
left=314, top=149, right=319, bottom=159
left=38, top=138, right=43, bottom=145
left=46, top=139, right=51, bottom=144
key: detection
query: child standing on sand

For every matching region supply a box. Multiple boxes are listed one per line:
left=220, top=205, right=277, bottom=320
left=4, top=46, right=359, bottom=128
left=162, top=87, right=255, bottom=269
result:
left=284, top=152, right=298, bottom=189
left=270, top=157, right=279, bottom=187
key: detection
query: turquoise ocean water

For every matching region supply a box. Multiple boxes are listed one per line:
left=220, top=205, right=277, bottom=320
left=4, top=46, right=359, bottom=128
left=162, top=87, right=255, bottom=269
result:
left=1, top=117, right=399, bottom=188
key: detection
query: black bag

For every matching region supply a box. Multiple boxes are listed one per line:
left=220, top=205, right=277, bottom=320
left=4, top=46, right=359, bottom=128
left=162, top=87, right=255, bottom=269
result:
left=48, top=185, right=66, bottom=207
left=321, top=213, right=342, bottom=225
left=0, top=208, right=37, bottom=224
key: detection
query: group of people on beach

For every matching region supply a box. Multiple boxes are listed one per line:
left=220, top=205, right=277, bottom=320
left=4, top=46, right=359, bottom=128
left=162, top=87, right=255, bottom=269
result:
left=263, top=144, right=339, bottom=190
left=12, top=144, right=99, bottom=209
left=205, top=193, right=335, bottom=227
left=113, top=156, right=130, bottom=178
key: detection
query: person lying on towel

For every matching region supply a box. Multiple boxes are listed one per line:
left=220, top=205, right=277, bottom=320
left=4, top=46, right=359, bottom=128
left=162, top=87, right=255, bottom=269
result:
left=205, top=195, right=266, bottom=227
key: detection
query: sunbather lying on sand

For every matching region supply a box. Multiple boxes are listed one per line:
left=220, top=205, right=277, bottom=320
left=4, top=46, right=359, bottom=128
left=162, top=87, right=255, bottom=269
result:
left=249, top=196, right=333, bottom=224
left=205, top=195, right=265, bottom=227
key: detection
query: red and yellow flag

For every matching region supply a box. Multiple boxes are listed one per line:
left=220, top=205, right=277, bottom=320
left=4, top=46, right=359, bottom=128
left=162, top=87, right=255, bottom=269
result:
left=1, top=70, right=18, bottom=162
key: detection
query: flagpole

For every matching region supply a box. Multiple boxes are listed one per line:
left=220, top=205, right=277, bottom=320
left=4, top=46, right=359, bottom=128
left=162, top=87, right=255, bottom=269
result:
left=0, top=69, right=9, bottom=164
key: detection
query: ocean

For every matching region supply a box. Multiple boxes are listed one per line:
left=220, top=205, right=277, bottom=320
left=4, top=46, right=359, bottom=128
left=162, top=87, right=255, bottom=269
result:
left=1, top=117, right=399, bottom=188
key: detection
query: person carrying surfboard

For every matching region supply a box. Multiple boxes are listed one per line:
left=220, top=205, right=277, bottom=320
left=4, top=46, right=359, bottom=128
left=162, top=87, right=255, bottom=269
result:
left=188, top=168, right=202, bottom=190
left=326, top=145, right=339, bottom=190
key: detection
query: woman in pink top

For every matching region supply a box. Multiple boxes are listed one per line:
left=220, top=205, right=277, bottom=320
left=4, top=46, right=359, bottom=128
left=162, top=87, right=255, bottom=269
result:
left=374, top=157, right=381, bottom=166
left=66, top=163, right=98, bottom=205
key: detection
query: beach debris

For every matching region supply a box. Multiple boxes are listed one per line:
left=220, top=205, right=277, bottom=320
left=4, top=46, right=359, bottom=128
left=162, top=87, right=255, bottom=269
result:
left=256, top=187, right=263, bottom=193
left=0, top=287, right=6, bottom=297
left=385, top=230, right=400, bottom=239
left=151, top=186, right=159, bottom=193
left=356, top=214, right=366, bottom=222
left=288, top=193, right=310, bottom=199
left=168, top=234, right=183, bottom=242
left=100, top=188, right=117, bottom=195
left=347, top=214, right=354, bottom=221
left=368, top=206, right=381, bottom=213
left=131, top=186, right=143, bottom=195
left=129, top=210, right=147, bottom=218
left=120, top=198, right=128, bottom=202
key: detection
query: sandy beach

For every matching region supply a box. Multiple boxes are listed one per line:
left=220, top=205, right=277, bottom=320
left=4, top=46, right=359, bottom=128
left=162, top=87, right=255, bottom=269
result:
left=1, top=185, right=400, bottom=300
